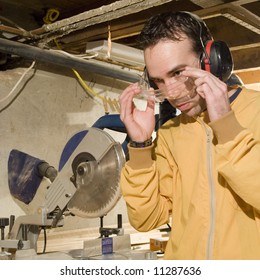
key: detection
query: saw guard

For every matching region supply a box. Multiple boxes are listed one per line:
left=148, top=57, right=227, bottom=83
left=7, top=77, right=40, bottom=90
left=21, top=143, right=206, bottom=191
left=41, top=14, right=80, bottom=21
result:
left=59, top=127, right=125, bottom=218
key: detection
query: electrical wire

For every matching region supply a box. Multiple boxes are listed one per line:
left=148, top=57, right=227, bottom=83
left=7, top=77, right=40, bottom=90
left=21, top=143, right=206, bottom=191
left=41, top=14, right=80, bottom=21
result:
left=72, top=68, right=105, bottom=102
left=38, top=227, right=47, bottom=254
left=52, top=41, right=120, bottom=113
left=72, top=68, right=120, bottom=113
left=43, top=8, right=60, bottom=24
left=0, top=60, right=36, bottom=112
left=0, top=15, right=28, bottom=33
left=49, top=48, right=99, bottom=60
left=52, top=40, right=104, bottom=101
left=47, top=12, right=120, bottom=114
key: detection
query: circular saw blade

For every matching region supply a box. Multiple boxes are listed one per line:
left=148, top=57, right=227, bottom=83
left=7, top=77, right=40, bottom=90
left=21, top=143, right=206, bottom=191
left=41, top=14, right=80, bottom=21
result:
left=66, top=128, right=125, bottom=218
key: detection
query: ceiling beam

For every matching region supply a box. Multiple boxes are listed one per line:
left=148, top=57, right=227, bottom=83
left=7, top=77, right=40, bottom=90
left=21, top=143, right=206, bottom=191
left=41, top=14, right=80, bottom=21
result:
left=231, top=44, right=260, bottom=71
left=195, top=2, right=260, bottom=33
left=235, top=69, right=260, bottom=84
left=31, top=0, right=174, bottom=46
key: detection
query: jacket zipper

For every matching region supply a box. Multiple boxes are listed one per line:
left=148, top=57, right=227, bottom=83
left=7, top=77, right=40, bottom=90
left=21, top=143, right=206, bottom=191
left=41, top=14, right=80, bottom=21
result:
left=205, top=127, right=216, bottom=259
left=196, top=117, right=216, bottom=259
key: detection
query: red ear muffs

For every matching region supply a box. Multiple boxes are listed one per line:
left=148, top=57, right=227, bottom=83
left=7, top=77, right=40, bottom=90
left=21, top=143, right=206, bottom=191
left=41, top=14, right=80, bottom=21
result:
left=200, top=40, right=233, bottom=82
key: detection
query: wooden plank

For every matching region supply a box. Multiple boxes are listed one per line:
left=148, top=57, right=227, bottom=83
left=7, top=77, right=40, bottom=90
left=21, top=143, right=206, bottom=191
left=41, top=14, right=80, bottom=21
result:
left=232, top=45, right=260, bottom=71
left=235, top=68, right=260, bottom=84
left=36, top=222, right=168, bottom=253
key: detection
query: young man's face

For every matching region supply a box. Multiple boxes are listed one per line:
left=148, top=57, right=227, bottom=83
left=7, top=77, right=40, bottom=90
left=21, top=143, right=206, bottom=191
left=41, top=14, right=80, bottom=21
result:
left=144, top=37, right=206, bottom=116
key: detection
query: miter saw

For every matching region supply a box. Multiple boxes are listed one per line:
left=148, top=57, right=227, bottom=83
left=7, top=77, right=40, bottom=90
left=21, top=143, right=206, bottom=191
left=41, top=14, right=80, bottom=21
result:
left=0, top=127, right=126, bottom=258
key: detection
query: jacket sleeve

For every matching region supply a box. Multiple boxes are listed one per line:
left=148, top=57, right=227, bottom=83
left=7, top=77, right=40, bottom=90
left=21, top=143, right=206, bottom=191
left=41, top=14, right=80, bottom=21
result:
left=120, top=134, right=175, bottom=232
left=210, top=110, right=260, bottom=211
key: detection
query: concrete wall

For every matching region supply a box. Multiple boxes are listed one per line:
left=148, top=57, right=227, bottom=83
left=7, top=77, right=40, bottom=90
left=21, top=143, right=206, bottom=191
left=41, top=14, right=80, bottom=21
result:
left=0, top=61, right=135, bottom=232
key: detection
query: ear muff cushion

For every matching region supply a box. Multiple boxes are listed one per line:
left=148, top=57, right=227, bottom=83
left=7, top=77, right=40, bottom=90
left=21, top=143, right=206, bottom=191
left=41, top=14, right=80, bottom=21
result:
left=201, top=40, right=233, bottom=81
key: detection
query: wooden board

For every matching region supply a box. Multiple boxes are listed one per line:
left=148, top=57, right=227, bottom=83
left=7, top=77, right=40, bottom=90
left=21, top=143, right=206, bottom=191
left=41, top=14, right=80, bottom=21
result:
left=36, top=222, right=169, bottom=253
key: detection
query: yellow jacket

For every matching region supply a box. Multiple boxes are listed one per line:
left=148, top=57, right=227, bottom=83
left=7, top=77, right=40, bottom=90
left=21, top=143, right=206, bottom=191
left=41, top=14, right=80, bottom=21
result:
left=120, top=88, right=260, bottom=259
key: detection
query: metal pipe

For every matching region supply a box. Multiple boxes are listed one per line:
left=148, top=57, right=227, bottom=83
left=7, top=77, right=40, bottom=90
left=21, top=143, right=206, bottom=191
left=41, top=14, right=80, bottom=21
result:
left=0, top=38, right=140, bottom=83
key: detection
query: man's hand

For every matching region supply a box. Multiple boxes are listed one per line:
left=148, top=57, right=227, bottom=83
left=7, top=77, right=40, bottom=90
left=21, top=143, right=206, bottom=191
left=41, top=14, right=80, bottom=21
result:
left=183, top=67, right=231, bottom=122
left=119, top=83, right=155, bottom=141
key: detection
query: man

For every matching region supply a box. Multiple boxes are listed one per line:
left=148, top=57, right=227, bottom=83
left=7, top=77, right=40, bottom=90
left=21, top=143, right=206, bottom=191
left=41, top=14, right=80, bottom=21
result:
left=119, top=11, right=260, bottom=259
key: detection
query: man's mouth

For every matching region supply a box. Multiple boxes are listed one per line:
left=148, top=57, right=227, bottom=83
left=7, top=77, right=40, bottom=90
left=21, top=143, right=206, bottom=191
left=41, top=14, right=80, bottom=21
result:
left=176, top=101, right=191, bottom=111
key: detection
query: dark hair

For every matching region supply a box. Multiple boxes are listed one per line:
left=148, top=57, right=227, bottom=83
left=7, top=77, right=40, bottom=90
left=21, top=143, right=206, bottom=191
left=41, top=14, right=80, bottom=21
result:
left=138, top=11, right=212, bottom=57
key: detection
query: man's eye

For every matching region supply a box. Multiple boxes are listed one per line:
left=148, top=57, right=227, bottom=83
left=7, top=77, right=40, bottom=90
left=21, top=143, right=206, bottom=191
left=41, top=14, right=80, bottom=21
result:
left=172, top=70, right=184, bottom=76
left=152, top=78, right=163, bottom=84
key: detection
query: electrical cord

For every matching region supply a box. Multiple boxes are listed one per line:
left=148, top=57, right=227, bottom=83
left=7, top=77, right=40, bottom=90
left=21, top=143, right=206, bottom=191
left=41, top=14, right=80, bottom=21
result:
left=0, top=60, right=36, bottom=112
left=43, top=8, right=60, bottom=24
left=38, top=227, right=47, bottom=254
left=51, top=43, right=120, bottom=113
left=0, top=15, right=28, bottom=33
